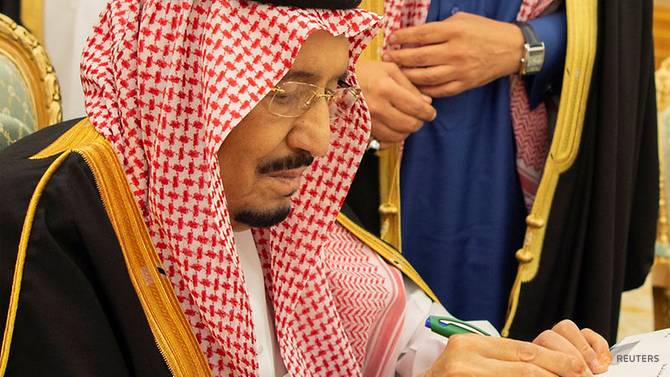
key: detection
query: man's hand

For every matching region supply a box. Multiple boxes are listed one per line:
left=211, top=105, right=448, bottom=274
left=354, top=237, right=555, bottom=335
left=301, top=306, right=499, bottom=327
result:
left=356, top=59, right=436, bottom=146
left=422, top=335, right=592, bottom=377
left=533, top=320, right=612, bottom=375
left=384, top=12, right=525, bottom=98
left=421, top=320, right=611, bottom=377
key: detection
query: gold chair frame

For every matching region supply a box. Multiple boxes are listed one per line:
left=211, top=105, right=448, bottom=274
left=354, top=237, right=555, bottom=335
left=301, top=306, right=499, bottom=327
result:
left=0, top=12, right=61, bottom=129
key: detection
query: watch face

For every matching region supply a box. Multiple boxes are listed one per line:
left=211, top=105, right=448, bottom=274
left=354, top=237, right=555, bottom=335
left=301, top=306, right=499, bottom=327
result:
left=528, top=52, right=543, bottom=66
left=525, top=44, right=545, bottom=73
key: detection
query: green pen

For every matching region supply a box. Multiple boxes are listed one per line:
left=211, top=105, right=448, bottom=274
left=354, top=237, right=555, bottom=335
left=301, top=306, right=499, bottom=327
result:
left=425, top=315, right=491, bottom=338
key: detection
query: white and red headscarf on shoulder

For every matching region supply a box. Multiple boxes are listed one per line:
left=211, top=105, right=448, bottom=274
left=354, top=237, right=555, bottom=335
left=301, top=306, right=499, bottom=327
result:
left=318, top=2, right=431, bottom=376
left=80, top=1, right=381, bottom=375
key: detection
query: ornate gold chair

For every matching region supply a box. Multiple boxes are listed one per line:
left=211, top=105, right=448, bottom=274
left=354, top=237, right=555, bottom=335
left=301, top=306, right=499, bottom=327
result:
left=654, top=57, right=670, bottom=330
left=0, top=12, right=60, bottom=151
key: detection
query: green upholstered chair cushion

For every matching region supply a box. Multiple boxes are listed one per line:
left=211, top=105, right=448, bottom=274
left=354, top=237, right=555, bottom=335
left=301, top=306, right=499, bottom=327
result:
left=0, top=113, right=32, bottom=151
left=0, top=53, right=37, bottom=151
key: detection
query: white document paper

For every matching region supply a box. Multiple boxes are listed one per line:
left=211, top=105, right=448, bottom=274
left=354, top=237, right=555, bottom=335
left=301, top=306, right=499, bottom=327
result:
left=599, top=328, right=670, bottom=376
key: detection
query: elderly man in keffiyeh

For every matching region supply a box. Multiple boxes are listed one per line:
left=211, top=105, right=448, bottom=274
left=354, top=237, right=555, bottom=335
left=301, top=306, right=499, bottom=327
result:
left=1, top=0, right=611, bottom=376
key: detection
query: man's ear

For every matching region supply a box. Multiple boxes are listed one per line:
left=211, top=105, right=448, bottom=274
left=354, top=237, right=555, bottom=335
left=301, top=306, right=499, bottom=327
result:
left=252, top=0, right=362, bottom=10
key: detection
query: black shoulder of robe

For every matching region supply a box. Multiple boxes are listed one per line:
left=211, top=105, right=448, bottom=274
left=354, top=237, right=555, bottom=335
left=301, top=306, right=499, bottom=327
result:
left=0, top=119, right=170, bottom=376
left=509, top=0, right=658, bottom=342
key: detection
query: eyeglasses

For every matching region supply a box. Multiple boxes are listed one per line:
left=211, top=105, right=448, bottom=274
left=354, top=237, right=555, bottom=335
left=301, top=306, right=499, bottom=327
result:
left=266, top=81, right=362, bottom=119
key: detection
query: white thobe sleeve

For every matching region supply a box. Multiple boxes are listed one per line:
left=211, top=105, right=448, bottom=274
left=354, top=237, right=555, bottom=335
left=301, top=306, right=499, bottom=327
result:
left=393, top=278, right=499, bottom=377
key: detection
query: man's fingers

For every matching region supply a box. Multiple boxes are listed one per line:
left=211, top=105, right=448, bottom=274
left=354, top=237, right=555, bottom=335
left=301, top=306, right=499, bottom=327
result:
left=363, top=65, right=435, bottom=121
left=533, top=330, right=593, bottom=376
left=359, top=62, right=434, bottom=143
left=384, top=63, right=425, bottom=97
left=444, top=356, right=558, bottom=377
left=464, top=336, right=589, bottom=377
left=369, top=119, right=411, bottom=144
left=484, top=360, right=558, bottom=377
left=387, top=85, right=436, bottom=122
left=402, top=65, right=457, bottom=86
left=384, top=44, right=448, bottom=68
left=387, top=22, right=454, bottom=46
left=581, top=328, right=612, bottom=372
left=533, top=330, right=583, bottom=358
left=581, top=328, right=611, bottom=357
left=382, top=64, right=436, bottom=120
left=552, top=320, right=602, bottom=373
left=418, top=81, right=467, bottom=98
left=373, top=103, right=425, bottom=134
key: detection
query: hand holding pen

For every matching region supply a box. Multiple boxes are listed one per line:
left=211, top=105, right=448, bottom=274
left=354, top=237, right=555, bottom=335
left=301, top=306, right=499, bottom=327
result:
left=425, top=315, right=491, bottom=337
left=420, top=318, right=610, bottom=377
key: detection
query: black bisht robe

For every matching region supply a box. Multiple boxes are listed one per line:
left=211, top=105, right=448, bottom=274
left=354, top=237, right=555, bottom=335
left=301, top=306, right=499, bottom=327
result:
left=508, top=0, right=658, bottom=342
left=0, top=120, right=172, bottom=376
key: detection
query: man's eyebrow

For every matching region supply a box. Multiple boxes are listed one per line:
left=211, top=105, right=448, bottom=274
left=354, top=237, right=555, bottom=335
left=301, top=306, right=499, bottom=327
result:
left=280, top=70, right=349, bottom=84
left=281, top=70, right=317, bottom=83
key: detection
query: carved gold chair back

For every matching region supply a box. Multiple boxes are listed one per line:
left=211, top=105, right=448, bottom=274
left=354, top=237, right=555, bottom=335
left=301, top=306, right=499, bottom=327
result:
left=0, top=12, right=61, bottom=151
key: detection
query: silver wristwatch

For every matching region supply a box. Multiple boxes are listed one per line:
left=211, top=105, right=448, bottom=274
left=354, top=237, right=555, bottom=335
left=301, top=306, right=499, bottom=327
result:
left=514, top=21, right=545, bottom=76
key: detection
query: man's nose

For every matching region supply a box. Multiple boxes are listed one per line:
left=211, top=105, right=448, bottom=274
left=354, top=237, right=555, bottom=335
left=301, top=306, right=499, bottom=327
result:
left=286, top=100, right=331, bottom=157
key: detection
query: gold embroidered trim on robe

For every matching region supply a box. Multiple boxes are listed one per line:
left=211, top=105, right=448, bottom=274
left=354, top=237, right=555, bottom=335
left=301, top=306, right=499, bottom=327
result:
left=503, top=0, right=599, bottom=337
left=377, top=146, right=403, bottom=250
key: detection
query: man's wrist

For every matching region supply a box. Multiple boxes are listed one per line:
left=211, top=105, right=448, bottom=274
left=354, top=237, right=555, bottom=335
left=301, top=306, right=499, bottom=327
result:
left=505, top=21, right=526, bottom=76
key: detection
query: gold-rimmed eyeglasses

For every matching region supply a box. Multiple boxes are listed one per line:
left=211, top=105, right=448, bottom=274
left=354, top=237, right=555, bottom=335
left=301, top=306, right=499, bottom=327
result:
left=266, top=81, right=362, bottom=119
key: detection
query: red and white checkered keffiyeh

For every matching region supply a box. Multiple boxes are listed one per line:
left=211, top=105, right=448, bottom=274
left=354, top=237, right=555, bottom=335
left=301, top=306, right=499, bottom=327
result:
left=510, top=0, right=556, bottom=210
left=319, top=1, right=431, bottom=375
left=80, top=1, right=380, bottom=375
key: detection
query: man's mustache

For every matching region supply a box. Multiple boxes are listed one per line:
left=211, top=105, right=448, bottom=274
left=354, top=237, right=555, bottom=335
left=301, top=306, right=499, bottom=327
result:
left=257, top=151, right=315, bottom=174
